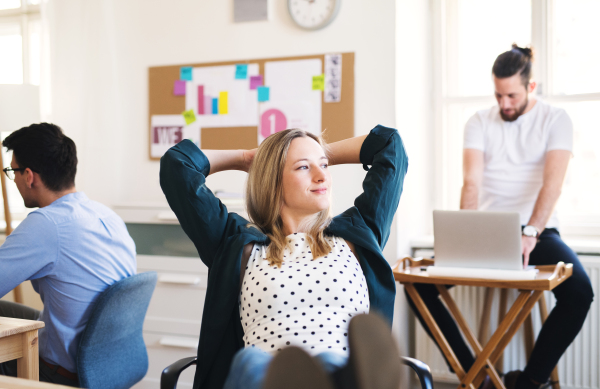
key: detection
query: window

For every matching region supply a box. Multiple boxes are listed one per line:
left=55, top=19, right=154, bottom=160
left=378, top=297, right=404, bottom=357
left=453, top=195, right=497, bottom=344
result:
left=434, top=0, right=600, bottom=236
left=0, top=0, right=41, bottom=224
left=0, top=0, right=41, bottom=85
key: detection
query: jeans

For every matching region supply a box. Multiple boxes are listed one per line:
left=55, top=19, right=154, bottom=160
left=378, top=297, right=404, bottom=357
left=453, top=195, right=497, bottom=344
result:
left=223, top=346, right=347, bottom=389
left=0, top=300, right=79, bottom=387
left=405, top=228, right=594, bottom=384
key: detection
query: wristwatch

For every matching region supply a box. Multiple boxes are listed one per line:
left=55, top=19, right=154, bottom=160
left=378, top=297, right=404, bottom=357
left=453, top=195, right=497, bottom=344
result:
left=522, top=225, right=540, bottom=238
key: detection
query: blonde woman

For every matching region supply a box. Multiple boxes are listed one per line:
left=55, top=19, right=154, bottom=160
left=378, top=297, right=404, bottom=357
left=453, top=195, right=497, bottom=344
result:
left=160, top=125, right=408, bottom=389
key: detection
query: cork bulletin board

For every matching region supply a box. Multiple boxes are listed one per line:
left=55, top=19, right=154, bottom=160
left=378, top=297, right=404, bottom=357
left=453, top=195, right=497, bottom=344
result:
left=148, top=52, right=354, bottom=160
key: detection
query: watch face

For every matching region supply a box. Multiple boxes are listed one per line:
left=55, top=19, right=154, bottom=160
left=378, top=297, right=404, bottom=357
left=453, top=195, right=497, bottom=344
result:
left=288, top=0, right=341, bottom=30
left=523, top=226, right=537, bottom=237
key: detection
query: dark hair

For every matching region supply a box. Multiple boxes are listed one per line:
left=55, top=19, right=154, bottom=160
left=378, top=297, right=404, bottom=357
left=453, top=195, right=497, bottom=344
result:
left=492, top=44, right=534, bottom=86
left=3, top=123, right=77, bottom=192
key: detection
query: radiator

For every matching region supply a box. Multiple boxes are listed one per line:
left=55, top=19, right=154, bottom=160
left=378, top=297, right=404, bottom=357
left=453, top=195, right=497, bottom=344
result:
left=414, top=255, right=600, bottom=389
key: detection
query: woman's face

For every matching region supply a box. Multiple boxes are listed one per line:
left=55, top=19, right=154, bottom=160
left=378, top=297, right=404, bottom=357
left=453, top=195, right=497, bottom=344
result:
left=280, top=136, right=331, bottom=222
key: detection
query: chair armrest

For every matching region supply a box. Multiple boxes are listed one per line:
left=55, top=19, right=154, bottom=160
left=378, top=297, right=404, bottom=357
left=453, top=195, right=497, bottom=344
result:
left=401, top=356, right=434, bottom=389
left=161, top=356, right=198, bottom=389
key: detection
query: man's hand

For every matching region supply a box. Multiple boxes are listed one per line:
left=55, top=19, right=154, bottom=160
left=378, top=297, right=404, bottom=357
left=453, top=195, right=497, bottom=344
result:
left=522, top=235, right=537, bottom=268
left=241, top=149, right=257, bottom=172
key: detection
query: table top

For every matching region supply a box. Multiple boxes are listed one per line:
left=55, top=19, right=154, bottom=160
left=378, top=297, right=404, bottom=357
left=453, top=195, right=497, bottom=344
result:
left=393, top=261, right=573, bottom=291
left=0, top=375, right=72, bottom=388
left=0, top=317, right=44, bottom=338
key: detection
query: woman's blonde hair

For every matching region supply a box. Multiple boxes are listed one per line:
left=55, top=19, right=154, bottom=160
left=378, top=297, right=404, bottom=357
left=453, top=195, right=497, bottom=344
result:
left=246, top=129, right=333, bottom=268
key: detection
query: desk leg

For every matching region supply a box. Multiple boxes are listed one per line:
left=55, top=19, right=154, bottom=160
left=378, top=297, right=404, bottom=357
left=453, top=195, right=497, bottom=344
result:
left=458, top=291, right=532, bottom=389
left=488, top=291, right=543, bottom=366
left=404, top=283, right=476, bottom=389
left=17, top=330, right=39, bottom=380
left=436, top=286, right=505, bottom=389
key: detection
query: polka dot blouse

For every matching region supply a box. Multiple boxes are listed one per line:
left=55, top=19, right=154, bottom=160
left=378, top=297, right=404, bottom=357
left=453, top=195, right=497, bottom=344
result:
left=239, top=232, right=369, bottom=357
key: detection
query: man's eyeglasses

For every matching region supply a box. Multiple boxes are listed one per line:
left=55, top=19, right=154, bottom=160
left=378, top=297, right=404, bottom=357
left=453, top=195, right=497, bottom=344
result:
left=3, top=167, right=26, bottom=180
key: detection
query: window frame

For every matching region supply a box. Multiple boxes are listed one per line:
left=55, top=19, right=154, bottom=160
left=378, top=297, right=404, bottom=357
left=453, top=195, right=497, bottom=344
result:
left=432, top=0, right=600, bottom=237
left=0, top=0, right=40, bottom=85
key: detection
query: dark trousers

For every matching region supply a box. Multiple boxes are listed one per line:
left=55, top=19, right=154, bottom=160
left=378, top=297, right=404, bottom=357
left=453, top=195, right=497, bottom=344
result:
left=405, top=228, right=595, bottom=384
left=0, top=300, right=80, bottom=387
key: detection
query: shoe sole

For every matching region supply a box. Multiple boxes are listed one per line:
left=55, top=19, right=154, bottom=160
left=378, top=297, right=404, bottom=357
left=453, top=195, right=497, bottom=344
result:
left=262, top=346, right=335, bottom=389
left=348, top=313, right=401, bottom=389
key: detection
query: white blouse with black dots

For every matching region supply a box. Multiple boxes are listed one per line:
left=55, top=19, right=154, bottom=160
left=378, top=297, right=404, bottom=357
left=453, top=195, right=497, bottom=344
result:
left=239, top=232, right=370, bottom=357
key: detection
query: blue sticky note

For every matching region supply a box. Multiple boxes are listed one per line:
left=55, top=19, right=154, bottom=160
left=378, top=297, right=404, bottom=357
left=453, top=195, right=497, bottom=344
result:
left=257, top=86, right=270, bottom=102
left=180, top=67, right=193, bottom=81
left=212, top=98, right=219, bottom=114
left=235, top=64, right=248, bottom=79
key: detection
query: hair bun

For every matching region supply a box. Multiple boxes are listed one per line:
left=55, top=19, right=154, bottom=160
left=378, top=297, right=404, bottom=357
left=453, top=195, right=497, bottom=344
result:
left=511, top=43, right=534, bottom=61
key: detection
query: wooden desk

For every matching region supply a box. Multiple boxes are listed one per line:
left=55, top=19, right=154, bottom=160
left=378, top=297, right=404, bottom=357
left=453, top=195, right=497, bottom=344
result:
left=0, top=317, right=44, bottom=380
left=393, top=259, right=572, bottom=389
left=0, top=375, right=72, bottom=389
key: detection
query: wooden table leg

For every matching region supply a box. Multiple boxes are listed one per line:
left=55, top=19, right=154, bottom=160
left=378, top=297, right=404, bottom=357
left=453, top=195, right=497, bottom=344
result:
left=458, top=291, right=533, bottom=389
left=539, top=294, right=560, bottom=389
left=436, top=285, right=505, bottom=389
left=16, top=330, right=39, bottom=380
left=404, top=283, right=476, bottom=389
left=488, top=291, right=543, bottom=366
left=478, top=288, right=494, bottom=344
left=495, top=289, right=508, bottom=373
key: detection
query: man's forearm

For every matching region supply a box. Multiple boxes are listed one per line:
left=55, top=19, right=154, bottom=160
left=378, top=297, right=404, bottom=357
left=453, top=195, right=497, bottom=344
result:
left=460, top=184, right=478, bottom=209
left=527, top=185, right=562, bottom=231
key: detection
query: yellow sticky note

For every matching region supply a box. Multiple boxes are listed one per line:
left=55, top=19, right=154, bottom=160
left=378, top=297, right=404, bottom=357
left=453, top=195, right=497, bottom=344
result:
left=312, top=74, right=325, bottom=91
left=182, top=109, right=196, bottom=125
left=219, top=91, right=228, bottom=114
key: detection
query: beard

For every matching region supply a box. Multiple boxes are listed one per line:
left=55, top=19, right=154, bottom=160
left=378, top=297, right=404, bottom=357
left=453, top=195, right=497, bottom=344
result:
left=499, top=96, right=528, bottom=122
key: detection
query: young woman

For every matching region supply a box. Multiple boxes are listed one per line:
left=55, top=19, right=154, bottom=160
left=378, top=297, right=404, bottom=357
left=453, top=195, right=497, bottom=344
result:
left=160, top=125, right=408, bottom=389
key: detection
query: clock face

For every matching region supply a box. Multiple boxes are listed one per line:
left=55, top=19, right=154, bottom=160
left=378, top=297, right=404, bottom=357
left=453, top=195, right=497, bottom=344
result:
left=288, top=0, right=341, bottom=30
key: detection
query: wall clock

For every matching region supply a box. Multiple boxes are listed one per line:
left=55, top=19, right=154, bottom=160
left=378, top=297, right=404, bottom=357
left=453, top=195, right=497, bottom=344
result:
left=288, top=0, right=341, bottom=31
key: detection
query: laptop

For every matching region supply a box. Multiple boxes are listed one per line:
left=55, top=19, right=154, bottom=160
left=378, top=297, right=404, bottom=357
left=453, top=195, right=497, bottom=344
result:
left=428, top=210, right=537, bottom=280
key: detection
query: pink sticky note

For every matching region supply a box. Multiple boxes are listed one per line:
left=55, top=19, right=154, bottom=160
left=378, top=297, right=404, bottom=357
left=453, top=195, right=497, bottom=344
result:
left=250, top=75, right=263, bottom=90
left=174, top=80, right=186, bottom=96
left=198, top=86, right=205, bottom=114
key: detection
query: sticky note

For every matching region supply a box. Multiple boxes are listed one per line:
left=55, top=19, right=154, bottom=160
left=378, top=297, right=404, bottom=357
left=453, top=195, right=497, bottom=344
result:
left=250, top=75, right=263, bottom=90
left=180, top=67, right=193, bottom=81
left=212, top=98, right=218, bottom=114
left=182, top=109, right=196, bottom=125
left=219, top=91, right=228, bottom=114
left=174, top=80, right=186, bottom=96
left=197, top=86, right=204, bottom=114
left=257, top=86, right=270, bottom=102
left=235, top=64, right=248, bottom=79
left=312, top=74, right=325, bottom=91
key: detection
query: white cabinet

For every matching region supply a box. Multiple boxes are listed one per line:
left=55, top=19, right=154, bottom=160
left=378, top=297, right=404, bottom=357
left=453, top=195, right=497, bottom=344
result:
left=113, top=205, right=209, bottom=389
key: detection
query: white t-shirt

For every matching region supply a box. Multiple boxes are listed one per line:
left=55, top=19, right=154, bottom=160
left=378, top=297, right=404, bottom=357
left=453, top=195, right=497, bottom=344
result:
left=463, top=99, right=573, bottom=229
left=239, top=233, right=369, bottom=357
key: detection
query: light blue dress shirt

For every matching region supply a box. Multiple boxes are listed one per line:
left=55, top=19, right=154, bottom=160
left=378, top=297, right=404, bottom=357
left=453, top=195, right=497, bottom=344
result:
left=0, top=192, right=136, bottom=373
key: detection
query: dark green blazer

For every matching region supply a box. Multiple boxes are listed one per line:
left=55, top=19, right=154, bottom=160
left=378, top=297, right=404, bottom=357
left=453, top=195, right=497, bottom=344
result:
left=160, top=125, right=408, bottom=389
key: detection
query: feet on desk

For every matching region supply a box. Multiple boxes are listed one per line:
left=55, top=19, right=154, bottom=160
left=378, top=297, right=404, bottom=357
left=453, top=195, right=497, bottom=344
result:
left=263, top=347, right=334, bottom=389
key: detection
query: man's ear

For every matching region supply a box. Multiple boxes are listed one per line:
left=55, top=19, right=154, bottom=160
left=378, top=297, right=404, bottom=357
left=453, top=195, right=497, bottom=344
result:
left=24, top=168, right=35, bottom=188
left=528, top=80, right=537, bottom=94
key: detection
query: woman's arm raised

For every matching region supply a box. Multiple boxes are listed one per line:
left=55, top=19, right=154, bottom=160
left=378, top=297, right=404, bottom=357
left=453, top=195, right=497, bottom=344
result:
left=204, top=149, right=257, bottom=175
left=328, top=135, right=367, bottom=166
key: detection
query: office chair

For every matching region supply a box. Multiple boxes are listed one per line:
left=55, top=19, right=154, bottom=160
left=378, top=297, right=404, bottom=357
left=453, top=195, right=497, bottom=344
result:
left=77, top=271, right=158, bottom=389
left=161, top=355, right=433, bottom=389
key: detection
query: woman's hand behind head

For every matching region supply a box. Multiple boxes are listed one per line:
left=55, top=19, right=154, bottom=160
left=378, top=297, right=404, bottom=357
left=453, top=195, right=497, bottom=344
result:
left=242, top=149, right=257, bottom=172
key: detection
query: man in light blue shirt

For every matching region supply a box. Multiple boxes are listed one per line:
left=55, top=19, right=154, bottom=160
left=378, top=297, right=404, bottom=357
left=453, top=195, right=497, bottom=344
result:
left=0, top=123, right=136, bottom=387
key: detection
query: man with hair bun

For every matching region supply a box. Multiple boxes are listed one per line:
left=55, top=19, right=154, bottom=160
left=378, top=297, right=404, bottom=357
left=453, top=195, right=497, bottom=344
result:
left=407, top=45, right=594, bottom=389
left=0, top=123, right=136, bottom=386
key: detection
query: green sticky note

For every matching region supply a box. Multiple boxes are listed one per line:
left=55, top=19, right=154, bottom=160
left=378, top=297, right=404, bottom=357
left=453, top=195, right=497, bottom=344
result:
left=312, top=74, right=325, bottom=91
left=182, top=109, right=196, bottom=125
